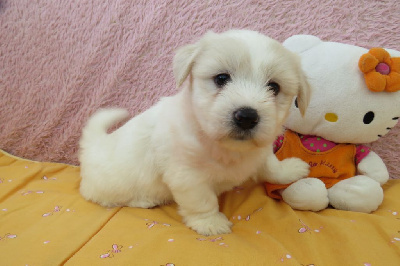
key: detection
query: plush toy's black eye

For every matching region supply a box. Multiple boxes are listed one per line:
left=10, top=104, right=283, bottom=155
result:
left=214, top=73, right=231, bottom=88
left=363, top=111, right=375, bottom=124
left=267, top=81, right=280, bottom=96
left=294, top=97, right=299, bottom=108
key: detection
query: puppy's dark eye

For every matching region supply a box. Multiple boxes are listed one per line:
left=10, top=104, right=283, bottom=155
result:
left=214, top=73, right=231, bottom=88
left=267, top=81, right=280, bottom=96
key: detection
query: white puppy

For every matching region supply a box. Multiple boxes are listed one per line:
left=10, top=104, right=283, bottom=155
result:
left=79, top=30, right=310, bottom=236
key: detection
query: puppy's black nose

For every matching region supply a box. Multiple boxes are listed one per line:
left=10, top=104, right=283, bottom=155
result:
left=233, top=108, right=259, bottom=130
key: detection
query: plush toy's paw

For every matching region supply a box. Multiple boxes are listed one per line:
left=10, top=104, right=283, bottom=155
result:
left=282, top=178, right=329, bottom=211
left=357, top=151, right=389, bottom=185
left=184, top=212, right=232, bottom=236
left=328, top=175, right=383, bottom=213
left=273, top=157, right=310, bottom=184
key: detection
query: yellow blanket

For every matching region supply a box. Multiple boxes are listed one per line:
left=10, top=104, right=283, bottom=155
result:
left=1, top=150, right=400, bottom=265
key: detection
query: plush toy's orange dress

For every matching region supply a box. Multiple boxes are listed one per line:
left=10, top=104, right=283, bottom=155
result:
left=265, top=130, right=357, bottom=199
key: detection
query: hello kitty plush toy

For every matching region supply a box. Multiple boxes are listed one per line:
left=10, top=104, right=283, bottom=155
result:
left=264, top=35, right=400, bottom=213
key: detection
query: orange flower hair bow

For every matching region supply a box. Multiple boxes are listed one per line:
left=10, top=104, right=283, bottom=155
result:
left=358, top=48, right=400, bottom=92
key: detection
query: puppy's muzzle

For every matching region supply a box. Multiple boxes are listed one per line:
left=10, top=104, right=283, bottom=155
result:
left=233, top=108, right=259, bottom=130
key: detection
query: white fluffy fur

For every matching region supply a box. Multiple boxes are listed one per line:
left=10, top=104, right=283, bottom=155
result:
left=79, top=30, right=311, bottom=235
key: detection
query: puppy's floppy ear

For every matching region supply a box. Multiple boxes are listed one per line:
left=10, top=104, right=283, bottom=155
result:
left=284, top=36, right=317, bottom=116
left=173, top=42, right=200, bottom=88
left=173, top=31, right=218, bottom=87
left=296, top=72, right=311, bottom=117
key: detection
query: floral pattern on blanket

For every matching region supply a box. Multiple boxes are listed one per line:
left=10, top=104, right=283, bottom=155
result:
left=1, top=150, right=400, bottom=265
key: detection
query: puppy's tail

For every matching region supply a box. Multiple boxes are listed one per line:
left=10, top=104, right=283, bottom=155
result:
left=81, top=108, right=130, bottom=141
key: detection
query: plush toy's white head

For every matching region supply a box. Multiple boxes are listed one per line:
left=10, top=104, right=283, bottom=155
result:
left=283, top=35, right=400, bottom=144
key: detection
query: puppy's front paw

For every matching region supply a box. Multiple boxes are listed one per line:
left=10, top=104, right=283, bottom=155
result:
left=184, top=212, right=232, bottom=236
left=274, top=158, right=310, bottom=184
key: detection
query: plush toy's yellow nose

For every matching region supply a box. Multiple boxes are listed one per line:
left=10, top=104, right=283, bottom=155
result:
left=325, top=113, right=338, bottom=122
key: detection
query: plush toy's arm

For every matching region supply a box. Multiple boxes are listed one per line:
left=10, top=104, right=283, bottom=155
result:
left=357, top=151, right=389, bottom=185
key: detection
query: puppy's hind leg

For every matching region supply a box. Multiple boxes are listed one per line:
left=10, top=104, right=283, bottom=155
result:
left=127, top=193, right=171, bottom=209
left=126, top=184, right=173, bottom=209
left=127, top=200, right=159, bottom=209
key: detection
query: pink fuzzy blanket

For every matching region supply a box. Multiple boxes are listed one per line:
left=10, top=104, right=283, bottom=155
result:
left=1, top=0, right=399, bottom=178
